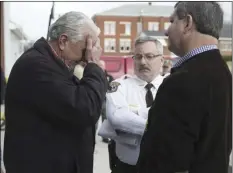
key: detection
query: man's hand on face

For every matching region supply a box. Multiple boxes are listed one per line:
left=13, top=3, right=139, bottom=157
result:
left=85, top=36, right=102, bottom=64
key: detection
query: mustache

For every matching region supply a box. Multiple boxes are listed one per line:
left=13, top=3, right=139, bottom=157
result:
left=139, top=66, right=150, bottom=71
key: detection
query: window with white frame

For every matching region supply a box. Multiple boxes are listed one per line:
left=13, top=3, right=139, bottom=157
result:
left=148, top=22, right=159, bottom=31
left=120, top=39, right=131, bottom=52
left=120, top=22, right=131, bottom=36
left=104, top=38, right=116, bottom=52
left=125, top=23, right=131, bottom=35
left=137, top=22, right=142, bottom=34
left=104, top=21, right=116, bottom=35
left=219, top=40, right=232, bottom=51
left=164, top=22, right=170, bottom=30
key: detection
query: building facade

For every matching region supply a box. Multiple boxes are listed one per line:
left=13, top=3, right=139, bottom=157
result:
left=93, top=4, right=173, bottom=57
left=93, top=3, right=232, bottom=58
left=5, top=21, right=28, bottom=77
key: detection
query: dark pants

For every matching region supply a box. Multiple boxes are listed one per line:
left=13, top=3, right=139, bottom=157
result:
left=108, top=140, right=117, bottom=170
left=229, top=166, right=232, bottom=173
left=111, top=158, right=137, bottom=173
left=101, top=100, right=109, bottom=142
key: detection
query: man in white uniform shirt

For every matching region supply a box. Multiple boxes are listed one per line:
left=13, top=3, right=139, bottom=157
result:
left=105, top=36, right=165, bottom=173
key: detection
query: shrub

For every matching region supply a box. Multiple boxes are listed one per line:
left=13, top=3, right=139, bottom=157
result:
left=222, top=56, right=232, bottom=62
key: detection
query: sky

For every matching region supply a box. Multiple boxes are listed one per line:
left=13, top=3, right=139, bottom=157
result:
left=8, top=1, right=232, bottom=41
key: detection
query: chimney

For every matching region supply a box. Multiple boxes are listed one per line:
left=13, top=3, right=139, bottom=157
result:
left=148, top=2, right=152, bottom=5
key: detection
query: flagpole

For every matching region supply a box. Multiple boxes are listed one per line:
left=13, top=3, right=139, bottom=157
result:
left=47, top=2, right=55, bottom=41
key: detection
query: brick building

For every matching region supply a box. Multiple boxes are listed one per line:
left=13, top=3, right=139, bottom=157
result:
left=92, top=3, right=232, bottom=57
left=93, top=3, right=173, bottom=57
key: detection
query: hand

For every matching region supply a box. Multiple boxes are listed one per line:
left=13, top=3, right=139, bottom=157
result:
left=85, top=37, right=102, bottom=64
left=138, top=107, right=150, bottom=119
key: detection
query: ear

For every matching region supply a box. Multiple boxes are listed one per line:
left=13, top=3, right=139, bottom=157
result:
left=161, top=57, right=164, bottom=64
left=58, top=34, right=69, bottom=51
left=183, top=14, right=194, bottom=33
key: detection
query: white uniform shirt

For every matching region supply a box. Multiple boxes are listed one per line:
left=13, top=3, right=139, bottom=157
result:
left=106, top=74, right=164, bottom=165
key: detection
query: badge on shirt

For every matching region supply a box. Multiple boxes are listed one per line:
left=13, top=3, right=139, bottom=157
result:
left=108, top=81, right=121, bottom=93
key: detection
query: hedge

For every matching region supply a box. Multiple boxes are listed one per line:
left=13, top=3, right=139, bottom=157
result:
left=223, top=56, right=232, bottom=62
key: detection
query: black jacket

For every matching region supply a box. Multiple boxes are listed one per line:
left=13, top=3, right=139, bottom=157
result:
left=4, top=37, right=107, bottom=173
left=1, top=67, right=6, bottom=104
left=105, top=70, right=114, bottom=90
left=138, top=49, right=232, bottom=173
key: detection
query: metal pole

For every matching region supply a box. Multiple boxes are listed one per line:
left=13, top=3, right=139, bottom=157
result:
left=46, top=2, right=55, bottom=41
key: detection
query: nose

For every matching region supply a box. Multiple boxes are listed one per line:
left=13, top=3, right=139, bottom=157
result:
left=140, top=56, right=147, bottom=65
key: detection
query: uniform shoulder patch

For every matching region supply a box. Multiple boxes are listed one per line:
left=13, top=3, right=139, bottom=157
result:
left=108, top=81, right=121, bottom=93
left=120, top=74, right=132, bottom=80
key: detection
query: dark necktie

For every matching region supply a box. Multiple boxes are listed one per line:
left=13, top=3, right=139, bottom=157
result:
left=145, top=83, right=154, bottom=107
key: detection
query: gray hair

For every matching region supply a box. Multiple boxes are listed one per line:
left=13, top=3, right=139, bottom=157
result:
left=49, top=11, right=99, bottom=42
left=134, top=36, right=163, bottom=54
left=174, top=2, right=223, bottom=39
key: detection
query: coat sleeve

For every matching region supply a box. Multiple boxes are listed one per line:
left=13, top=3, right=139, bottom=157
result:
left=29, top=57, right=107, bottom=130
left=106, top=79, right=147, bottom=136
left=1, top=67, right=6, bottom=104
left=138, top=73, right=206, bottom=172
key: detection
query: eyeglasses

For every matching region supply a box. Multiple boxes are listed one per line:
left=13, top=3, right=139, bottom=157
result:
left=132, top=54, right=162, bottom=61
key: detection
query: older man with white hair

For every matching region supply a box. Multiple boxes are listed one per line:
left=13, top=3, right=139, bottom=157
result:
left=3, top=11, right=107, bottom=173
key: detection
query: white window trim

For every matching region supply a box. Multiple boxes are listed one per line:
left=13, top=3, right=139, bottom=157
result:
left=119, top=38, right=131, bottom=53
left=164, top=22, right=170, bottom=30
left=148, top=22, right=159, bottom=31
left=120, top=21, right=131, bottom=24
left=137, top=22, right=142, bottom=35
left=120, top=21, right=131, bottom=36
left=104, top=38, right=116, bottom=53
left=104, top=21, right=116, bottom=36
left=219, top=37, right=232, bottom=41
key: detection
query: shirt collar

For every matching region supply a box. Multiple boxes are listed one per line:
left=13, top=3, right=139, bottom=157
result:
left=173, top=44, right=218, bottom=68
left=48, top=42, right=72, bottom=69
left=134, top=75, right=164, bottom=90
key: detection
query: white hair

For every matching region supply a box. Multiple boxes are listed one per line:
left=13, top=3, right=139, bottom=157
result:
left=49, top=11, right=100, bottom=43
left=99, top=60, right=105, bottom=66
left=134, top=36, right=163, bottom=55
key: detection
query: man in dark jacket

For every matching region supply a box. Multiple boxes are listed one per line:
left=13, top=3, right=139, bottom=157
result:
left=1, top=67, right=6, bottom=173
left=1, top=67, right=6, bottom=105
left=98, top=60, right=114, bottom=90
left=137, top=2, right=232, bottom=173
left=4, top=11, right=107, bottom=173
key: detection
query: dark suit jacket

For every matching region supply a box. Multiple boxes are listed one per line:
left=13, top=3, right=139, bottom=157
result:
left=4, top=37, right=107, bottom=173
left=138, top=49, right=232, bottom=173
